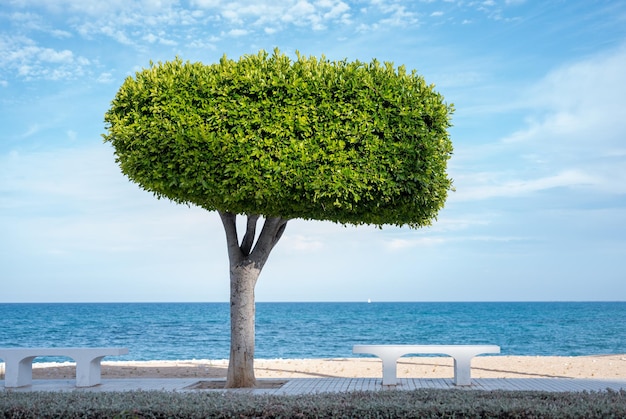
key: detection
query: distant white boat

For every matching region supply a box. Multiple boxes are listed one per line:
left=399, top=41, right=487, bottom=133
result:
left=367, top=298, right=372, bottom=304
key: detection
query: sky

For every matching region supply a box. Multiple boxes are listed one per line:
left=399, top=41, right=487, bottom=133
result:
left=1, top=0, right=625, bottom=303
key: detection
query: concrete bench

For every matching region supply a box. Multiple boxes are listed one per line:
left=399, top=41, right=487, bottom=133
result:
left=0, top=347, right=129, bottom=388
left=353, top=344, right=500, bottom=386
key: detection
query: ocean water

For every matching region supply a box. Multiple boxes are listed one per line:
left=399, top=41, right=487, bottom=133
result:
left=0, top=302, right=624, bottom=362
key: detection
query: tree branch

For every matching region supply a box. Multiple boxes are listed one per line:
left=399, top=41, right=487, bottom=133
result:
left=220, top=212, right=289, bottom=269
left=250, top=217, right=288, bottom=268
left=219, top=211, right=243, bottom=264
left=240, top=214, right=260, bottom=257
left=274, top=221, right=287, bottom=245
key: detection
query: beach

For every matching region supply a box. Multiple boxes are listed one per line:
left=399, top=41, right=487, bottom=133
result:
left=18, top=355, right=626, bottom=381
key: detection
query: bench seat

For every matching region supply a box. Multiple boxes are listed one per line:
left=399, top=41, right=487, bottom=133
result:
left=353, top=344, right=500, bottom=386
left=0, top=347, right=129, bottom=388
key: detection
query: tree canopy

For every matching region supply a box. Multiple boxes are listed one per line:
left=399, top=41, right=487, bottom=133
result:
left=103, top=49, right=453, bottom=227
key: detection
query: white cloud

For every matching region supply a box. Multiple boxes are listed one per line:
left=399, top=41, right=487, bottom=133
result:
left=382, top=233, right=526, bottom=251
left=187, top=37, right=219, bottom=50
left=98, top=24, right=134, bottom=45
left=517, top=46, right=626, bottom=146
left=370, top=0, right=418, bottom=26
left=37, top=48, right=73, bottom=63
left=384, top=237, right=445, bottom=250
left=143, top=33, right=158, bottom=43
left=5, top=0, right=202, bottom=56
left=292, top=0, right=316, bottom=15
left=283, top=1, right=331, bottom=30
left=0, top=145, right=221, bottom=258
left=282, top=235, right=325, bottom=251
left=452, top=170, right=599, bottom=202
left=191, top=0, right=222, bottom=8
left=96, top=72, right=114, bottom=83
left=10, top=0, right=175, bottom=16
left=323, top=1, right=350, bottom=20
left=454, top=44, right=626, bottom=202
left=0, top=0, right=446, bottom=84
left=226, top=28, right=248, bottom=37
left=160, top=38, right=178, bottom=46
left=356, top=22, right=377, bottom=33
left=0, top=35, right=91, bottom=80
left=143, top=32, right=178, bottom=45
left=50, top=29, right=73, bottom=38
left=7, top=11, right=71, bottom=38
left=1, top=147, right=115, bottom=210
left=19, top=123, right=41, bottom=138
left=193, top=0, right=352, bottom=31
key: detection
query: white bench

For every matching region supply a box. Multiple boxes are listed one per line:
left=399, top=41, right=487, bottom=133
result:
left=353, top=344, right=500, bottom=386
left=0, top=347, right=129, bottom=388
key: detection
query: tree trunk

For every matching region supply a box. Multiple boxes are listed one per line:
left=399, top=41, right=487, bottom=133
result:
left=227, top=260, right=260, bottom=388
left=219, top=211, right=287, bottom=388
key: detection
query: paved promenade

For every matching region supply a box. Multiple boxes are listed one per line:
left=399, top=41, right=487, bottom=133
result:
left=3, top=377, right=626, bottom=394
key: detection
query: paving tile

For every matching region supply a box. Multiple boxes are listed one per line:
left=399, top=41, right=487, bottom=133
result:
left=2, top=378, right=625, bottom=394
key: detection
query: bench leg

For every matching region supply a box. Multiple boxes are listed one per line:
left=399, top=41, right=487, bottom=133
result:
left=381, top=357, right=398, bottom=386
left=75, top=356, right=105, bottom=387
left=453, top=356, right=473, bottom=386
left=3, top=356, right=36, bottom=388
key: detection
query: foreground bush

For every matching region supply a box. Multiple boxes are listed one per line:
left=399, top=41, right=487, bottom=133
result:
left=1, top=388, right=625, bottom=418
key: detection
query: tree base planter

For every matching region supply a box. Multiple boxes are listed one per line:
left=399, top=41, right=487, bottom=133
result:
left=185, top=380, right=288, bottom=390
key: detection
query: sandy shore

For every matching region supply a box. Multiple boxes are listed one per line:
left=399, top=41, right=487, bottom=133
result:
left=4, top=355, right=623, bottom=381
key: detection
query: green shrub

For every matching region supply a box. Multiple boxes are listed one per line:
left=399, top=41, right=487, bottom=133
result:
left=1, top=389, right=625, bottom=418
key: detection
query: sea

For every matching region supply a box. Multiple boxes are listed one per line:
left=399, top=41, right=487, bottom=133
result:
left=0, top=302, right=624, bottom=362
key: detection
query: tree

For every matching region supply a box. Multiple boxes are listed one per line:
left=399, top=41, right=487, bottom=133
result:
left=103, top=49, right=454, bottom=388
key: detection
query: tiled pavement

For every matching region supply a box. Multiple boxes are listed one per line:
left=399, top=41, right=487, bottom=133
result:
left=3, top=377, right=626, bottom=394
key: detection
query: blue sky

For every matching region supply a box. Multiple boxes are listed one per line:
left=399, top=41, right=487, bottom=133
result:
left=1, top=0, right=625, bottom=303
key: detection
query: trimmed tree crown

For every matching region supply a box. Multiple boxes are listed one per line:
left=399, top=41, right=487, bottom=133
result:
left=103, top=49, right=454, bottom=227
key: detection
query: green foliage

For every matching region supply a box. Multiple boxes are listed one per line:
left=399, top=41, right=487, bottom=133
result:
left=2, top=389, right=626, bottom=418
left=103, top=49, right=454, bottom=227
